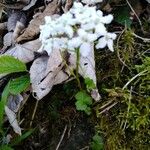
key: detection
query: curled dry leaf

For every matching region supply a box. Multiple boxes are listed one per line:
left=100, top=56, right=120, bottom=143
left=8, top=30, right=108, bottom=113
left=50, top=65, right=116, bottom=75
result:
left=30, top=49, right=66, bottom=100
left=7, top=94, right=23, bottom=113
left=5, top=106, right=21, bottom=135
left=0, top=22, right=7, bottom=31
left=16, top=0, right=60, bottom=43
left=30, top=45, right=100, bottom=101
left=69, top=44, right=101, bottom=101
left=4, top=39, right=41, bottom=63
left=7, top=10, right=26, bottom=32
left=23, top=0, right=37, bottom=10
left=3, top=32, right=13, bottom=47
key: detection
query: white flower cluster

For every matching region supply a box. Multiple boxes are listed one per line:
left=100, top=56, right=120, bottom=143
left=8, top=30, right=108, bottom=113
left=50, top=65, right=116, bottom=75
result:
left=39, top=2, right=116, bottom=57
left=82, top=0, right=103, bottom=5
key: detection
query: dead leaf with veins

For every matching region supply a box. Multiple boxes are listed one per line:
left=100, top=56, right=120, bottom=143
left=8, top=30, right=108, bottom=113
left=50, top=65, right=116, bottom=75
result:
left=30, top=45, right=100, bottom=101
left=30, top=49, right=65, bottom=100
left=7, top=94, right=23, bottom=113
left=16, top=0, right=60, bottom=43
left=5, top=106, right=22, bottom=135
left=4, top=39, right=41, bottom=63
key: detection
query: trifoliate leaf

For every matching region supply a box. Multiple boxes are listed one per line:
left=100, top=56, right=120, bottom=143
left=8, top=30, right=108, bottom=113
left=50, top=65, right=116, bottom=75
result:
left=0, top=56, right=27, bottom=74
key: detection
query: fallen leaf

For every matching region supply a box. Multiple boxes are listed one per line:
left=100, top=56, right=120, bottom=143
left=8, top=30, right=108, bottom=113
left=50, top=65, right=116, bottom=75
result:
left=68, top=45, right=101, bottom=101
left=5, top=106, right=21, bottom=135
left=16, top=0, right=60, bottom=43
left=30, top=49, right=64, bottom=100
left=7, top=94, right=23, bottom=113
left=4, top=39, right=41, bottom=63
left=23, top=0, right=37, bottom=10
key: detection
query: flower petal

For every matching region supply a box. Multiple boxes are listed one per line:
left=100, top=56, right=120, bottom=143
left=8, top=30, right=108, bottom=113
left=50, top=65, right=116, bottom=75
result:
left=107, top=39, right=114, bottom=52
left=96, top=37, right=107, bottom=49
left=80, top=42, right=91, bottom=57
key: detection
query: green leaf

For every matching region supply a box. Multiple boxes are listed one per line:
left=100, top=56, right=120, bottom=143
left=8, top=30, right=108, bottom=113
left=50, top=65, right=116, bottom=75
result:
left=75, top=91, right=92, bottom=115
left=75, top=91, right=92, bottom=105
left=0, top=82, right=10, bottom=128
left=10, top=129, right=34, bottom=146
left=0, top=56, right=27, bottom=74
left=91, top=134, right=104, bottom=150
left=0, top=145, right=13, bottom=150
left=84, top=77, right=96, bottom=90
left=9, top=75, right=30, bottom=95
left=114, top=6, right=132, bottom=28
left=75, top=101, right=88, bottom=111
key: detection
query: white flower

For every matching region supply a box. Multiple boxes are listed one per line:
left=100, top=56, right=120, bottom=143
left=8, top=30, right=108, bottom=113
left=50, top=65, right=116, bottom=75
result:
left=96, top=33, right=117, bottom=51
left=99, top=14, right=114, bottom=24
left=82, top=0, right=103, bottom=5
left=39, top=2, right=116, bottom=56
left=80, top=42, right=92, bottom=57
left=95, top=23, right=107, bottom=36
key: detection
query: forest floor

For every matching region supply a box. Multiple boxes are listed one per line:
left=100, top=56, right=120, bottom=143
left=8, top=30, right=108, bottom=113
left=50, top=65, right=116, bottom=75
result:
left=0, top=0, right=150, bottom=150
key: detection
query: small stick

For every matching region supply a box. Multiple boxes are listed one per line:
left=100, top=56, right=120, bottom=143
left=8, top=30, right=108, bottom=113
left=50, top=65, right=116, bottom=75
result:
left=55, top=125, right=67, bottom=150
left=29, top=100, right=39, bottom=127
left=122, top=70, right=147, bottom=90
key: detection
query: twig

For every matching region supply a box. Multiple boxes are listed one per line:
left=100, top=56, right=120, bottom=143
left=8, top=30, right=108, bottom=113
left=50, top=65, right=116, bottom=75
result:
left=98, top=102, right=118, bottom=115
left=30, top=100, right=39, bottom=127
left=116, top=28, right=130, bottom=69
left=55, top=125, right=67, bottom=150
left=126, top=0, right=142, bottom=29
left=132, top=33, right=150, bottom=42
left=122, top=70, right=147, bottom=90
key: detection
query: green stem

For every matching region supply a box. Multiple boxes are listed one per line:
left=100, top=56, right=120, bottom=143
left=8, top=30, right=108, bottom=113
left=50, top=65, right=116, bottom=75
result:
left=76, top=48, right=82, bottom=90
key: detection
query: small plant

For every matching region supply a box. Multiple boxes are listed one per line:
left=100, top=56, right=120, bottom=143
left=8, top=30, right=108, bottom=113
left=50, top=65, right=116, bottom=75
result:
left=90, top=133, right=104, bottom=150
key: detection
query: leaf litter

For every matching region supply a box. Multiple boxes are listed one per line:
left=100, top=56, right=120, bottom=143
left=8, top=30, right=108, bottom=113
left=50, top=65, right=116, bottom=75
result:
left=0, top=0, right=150, bottom=149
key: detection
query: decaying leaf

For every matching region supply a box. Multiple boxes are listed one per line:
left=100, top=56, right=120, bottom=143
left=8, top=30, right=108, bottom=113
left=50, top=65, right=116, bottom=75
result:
left=23, top=0, right=37, bottom=10
left=68, top=44, right=101, bottom=101
left=16, top=0, right=60, bottom=43
left=0, top=22, right=7, bottom=31
left=5, top=106, right=21, bottom=135
left=3, top=32, right=13, bottom=47
left=30, top=49, right=66, bottom=100
left=7, top=94, right=23, bottom=113
left=7, top=10, right=26, bottom=32
left=4, top=39, right=41, bottom=63
left=30, top=45, right=100, bottom=101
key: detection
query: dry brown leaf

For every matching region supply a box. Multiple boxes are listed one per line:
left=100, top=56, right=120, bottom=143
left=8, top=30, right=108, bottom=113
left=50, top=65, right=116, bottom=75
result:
left=30, top=46, right=100, bottom=101
left=5, top=106, right=21, bottom=135
left=3, top=32, right=13, bottom=47
left=4, top=39, right=41, bottom=63
left=7, top=10, right=26, bottom=32
left=16, top=0, right=60, bottom=43
left=23, top=0, right=37, bottom=10
left=0, top=22, right=7, bottom=31
left=68, top=45, right=101, bottom=101
left=7, top=94, right=23, bottom=113
left=30, top=49, right=65, bottom=100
